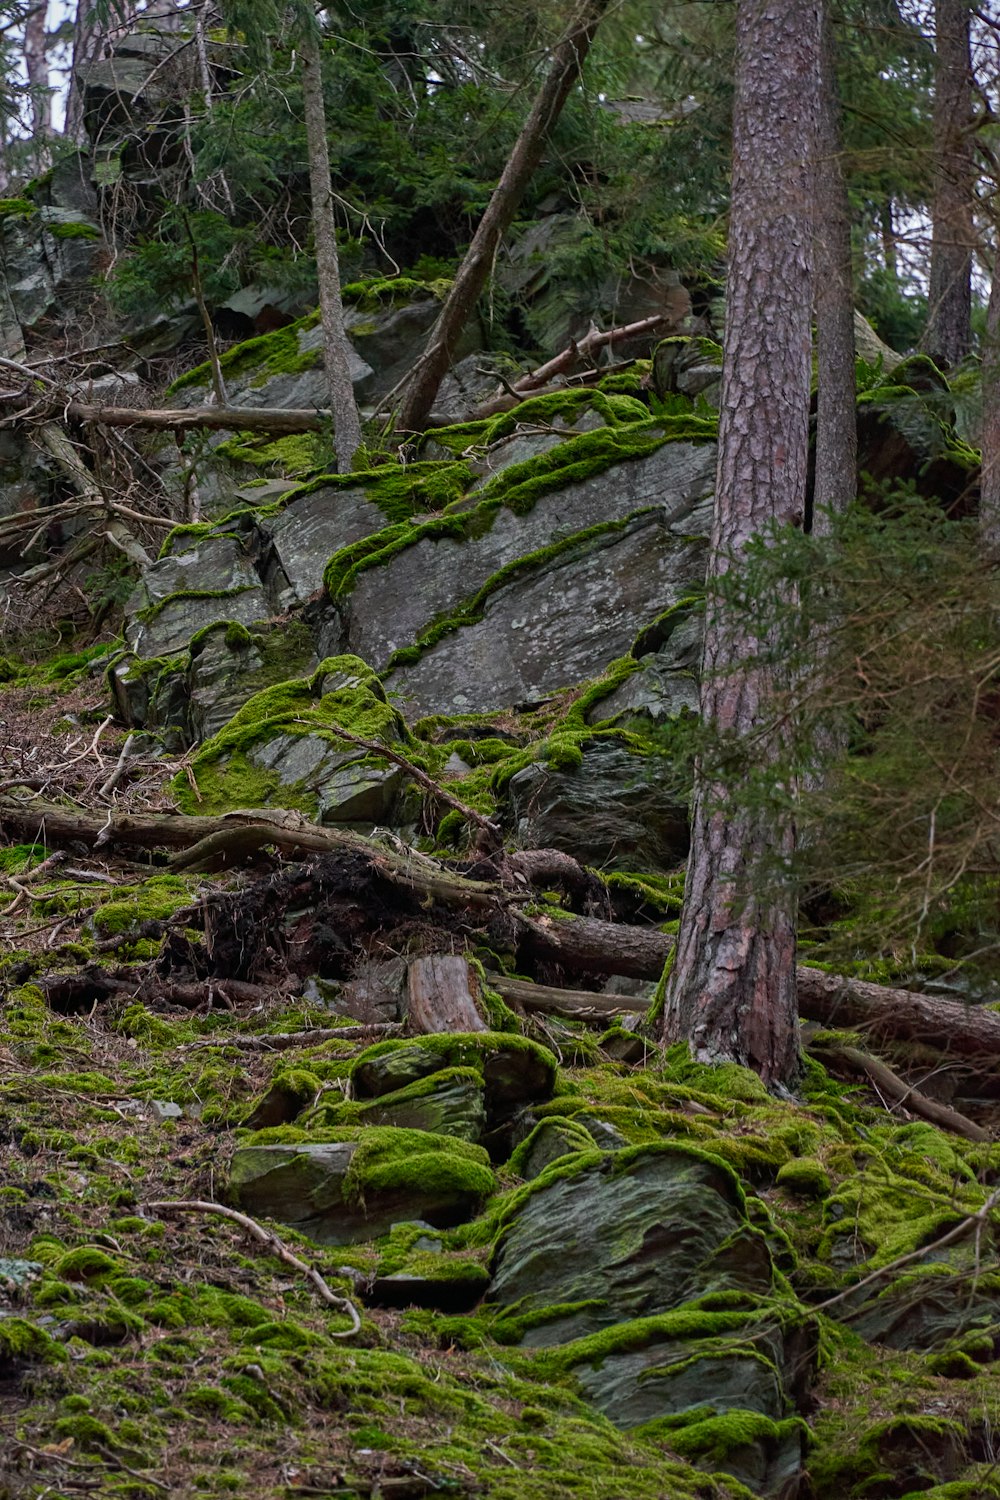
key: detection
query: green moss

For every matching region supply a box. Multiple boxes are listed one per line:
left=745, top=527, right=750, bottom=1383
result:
left=215, top=432, right=330, bottom=477
left=166, top=311, right=321, bottom=396
left=92, top=875, right=196, bottom=936
left=320, top=1065, right=483, bottom=1133
left=0, top=1315, right=67, bottom=1363
left=53, top=1246, right=120, bottom=1282
left=134, top=584, right=260, bottom=630
left=350, top=1031, right=557, bottom=1094
left=0, top=197, right=33, bottom=220
left=341, top=1126, right=496, bottom=1206
left=342, top=274, right=450, bottom=308
left=775, top=1158, right=831, bottom=1199
left=645, top=1409, right=804, bottom=1467
left=47, top=219, right=100, bottom=240
left=324, top=410, right=715, bottom=605
left=383, top=516, right=658, bottom=677
left=174, top=654, right=412, bottom=815
left=53, top=1412, right=118, bottom=1448
left=0, top=842, right=47, bottom=875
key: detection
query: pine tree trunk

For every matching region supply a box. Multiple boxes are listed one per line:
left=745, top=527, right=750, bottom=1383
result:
left=813, top=3, right=856, bottom=525
left=980, top=253, right=1000, bottom=551
left=393, top=0, right=610, bottom=438
left=661, top=0, right=820, bottom=1090
left=921, top=0, right=974, bottom=370
left=299, top=23, right=363, bottom=474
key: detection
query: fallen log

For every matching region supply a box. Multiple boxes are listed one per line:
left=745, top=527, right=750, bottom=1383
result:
left=60, top=401, right=334, bottom=436
left=795, top=967, right=1000, bottom=1063
left=8, top=793, right=1000, bottom=1065
left=489, top=973, right=646, bottom=1020
left=0, top=799, right=503, bottom=909
left=808, top=1041, right=988, bottom=1142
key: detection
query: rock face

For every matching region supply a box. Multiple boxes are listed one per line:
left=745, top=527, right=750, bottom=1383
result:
left=229, top=1129, right=496, bottom=1246
left=508, top=742, right=689, bottom=873
left=384, top=517, right=707, bottom=718
left=487, top=1143, right=808, bottom=1496
left=339, top=437, right=715, bottom=672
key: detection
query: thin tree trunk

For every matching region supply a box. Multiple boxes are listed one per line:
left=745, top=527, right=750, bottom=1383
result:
left=880, top=200, right=897, bottom=284
left=299, top=22, right=363, bottom=473
left=813, top=2, right=856, bottom=524
left=24, top=1, right=52, bottom=170
left=980, top=251, right=1000, bottom=551
left=921, top=0, right=975, bottom=369
left=393, top=0, right=611, bottom=438
left=64, top=0, right=104, bottom=146
left=661, top=0, right=820, bottom=1090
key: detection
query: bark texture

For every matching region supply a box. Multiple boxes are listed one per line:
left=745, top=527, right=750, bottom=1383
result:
left=813, top=2, right=857, bottom=525
left=921, top=0, right=974, bottom=369
left=299, top=24, right=363, bottom=472
left=662, top=0, right=820, bottom=1088
left=393, top=0, right=610, bottom=437
left=24, top=1, right=52, bottom=166
left=980, top=251, right=1000, bottom=551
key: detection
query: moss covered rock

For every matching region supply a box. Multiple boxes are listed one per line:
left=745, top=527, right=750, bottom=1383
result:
left=229, top=1128, right=495, bottom=1245
left=350, top=1032, right=558, bottom=1122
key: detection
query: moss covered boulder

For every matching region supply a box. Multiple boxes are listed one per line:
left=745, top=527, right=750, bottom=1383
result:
left=176, top=655, right=411, bottom=820
left=350, top=1032, right=558, bottom=1124
left=508, top=741, right=689, bottom=873
left=321, top=1066, right=488, bottom=1144
left=229, top=1128, right=495, bottom=1245
left=125, top=533, right=271, bottom=659
left=486, top=1142, right=809, bottom=1494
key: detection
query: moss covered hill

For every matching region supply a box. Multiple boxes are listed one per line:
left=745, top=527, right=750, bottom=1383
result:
left=0, top=33, right=998, bottom=1496
left=0, top=304, right=998, bottom=1500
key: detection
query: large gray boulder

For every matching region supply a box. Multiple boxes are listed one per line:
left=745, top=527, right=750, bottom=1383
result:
left=383, top=513, right=707, bottom=719
left=487, top=1143, right=809, bottom=1496
left=508, top=742, right=689, bottom=872
left=338, top=437, right=715, bottom=672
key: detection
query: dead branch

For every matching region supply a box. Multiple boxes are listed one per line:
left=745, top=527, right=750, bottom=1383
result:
left=174, top=1024, right=403, bottom=1052
left=144, top=1199, right=361, bottom=1335
left=58, top=401, right=334, bottom=435
left=809, top=1040, right=988, bottom=1142
left=513, top=313, right=667, bottom=393
left=812, top=1181, right=1000, bottom=1315
left=311, top=721, right=501, bottom=846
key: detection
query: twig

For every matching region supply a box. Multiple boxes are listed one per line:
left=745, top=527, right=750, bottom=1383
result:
left=174, top=1024, right=403, bottom=1052
left=813, top=1183, right=1000, bottom=1315
left=99, top=733, right=136, bottom=799
left=301, top=720, right=501, bottom=846
left=144, top=1199, right=362, bottom=1336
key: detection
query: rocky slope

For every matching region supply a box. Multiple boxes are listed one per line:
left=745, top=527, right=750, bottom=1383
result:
left=1, top=47, right=997, bottom=1498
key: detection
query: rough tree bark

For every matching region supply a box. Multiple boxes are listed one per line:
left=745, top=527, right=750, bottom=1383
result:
left=299, top=21, right=363, bottom=473
left=661, top=0, right=820, bottom=1089
left=980, top=247, right=1000, bottom=551
left=921, top=0, right=975, bottom=369
left=813, top=1, right=857, bottom=523
left=393, top=0, right=611, bottom=438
